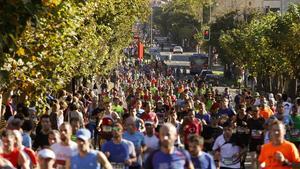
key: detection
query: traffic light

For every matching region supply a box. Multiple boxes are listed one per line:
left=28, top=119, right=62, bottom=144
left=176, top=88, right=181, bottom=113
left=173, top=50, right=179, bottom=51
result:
left=203, top=29, right=210, bottom=41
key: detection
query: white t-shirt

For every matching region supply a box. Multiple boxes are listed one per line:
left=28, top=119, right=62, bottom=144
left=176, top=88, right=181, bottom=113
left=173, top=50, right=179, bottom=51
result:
left=122, top=139, right=136, bottom=157
left=51, top=141, right=78, bottom=169
left=283, top=101, right=292, bottom=115
left=57, top=113, right=64, bottom=128
left=144, top=134, right=159, bottom=162
left=144, top=135, right=159, bottom=150
left=213, top=134, right=241, bottom=169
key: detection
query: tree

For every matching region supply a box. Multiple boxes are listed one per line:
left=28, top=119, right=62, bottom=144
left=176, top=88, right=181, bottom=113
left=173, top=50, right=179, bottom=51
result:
left=152, top=0, right=204, bottom=47
left=0, top=0, right=150, bottom=112
left=220, top=4, right=300, bottom=94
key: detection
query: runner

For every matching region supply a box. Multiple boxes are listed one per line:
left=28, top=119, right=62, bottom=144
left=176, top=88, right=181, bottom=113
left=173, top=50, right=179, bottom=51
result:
left=289, top=105, right=300, bottom=148
left=51, top=122, right=77, bottom=168
left=141, top=102, right=159, bottom=128
left=143, top=120, right=159, bottom=162
left=188, top=135, right=216, bottom=169
left=123, top=117, right=146, bottom=169
left=201, top=115, right=223, bottom=152
left=0, top=130, right=30, bottom=169
left=66, top=128, right=112, bottom=169
left=144, top=123, right=194, bottom=169
left=259, top=120, right=300, bottom=168
left=101, top=122, right=136, bottom=169
left=33, top=114, right=52, bottom=150
left=247, top=106, right=265, bottom=169
left=212, top=121, right=247, bottom=169
left=181, top=109, right=202, bottom=148
left=38, top=149, right=56, bottom=169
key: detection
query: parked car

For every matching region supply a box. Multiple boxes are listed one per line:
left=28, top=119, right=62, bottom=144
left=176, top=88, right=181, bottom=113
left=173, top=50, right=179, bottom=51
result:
left=173, top=46, right=183, bottom=54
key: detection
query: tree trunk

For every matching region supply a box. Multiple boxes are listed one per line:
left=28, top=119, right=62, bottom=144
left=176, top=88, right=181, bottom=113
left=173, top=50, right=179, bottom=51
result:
left=72, top=77, right=76, bottom=95
left=287, top=78, right=297, bottom=99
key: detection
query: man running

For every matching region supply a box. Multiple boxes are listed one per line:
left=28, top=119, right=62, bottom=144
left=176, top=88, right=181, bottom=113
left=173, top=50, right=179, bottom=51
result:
left=38, top=149, right=56, bottom=169
left=102, top=122, right=137, bottom=169
left=66, top=128, right=112, bottom=169
left=212, top=121, right=246, bottom=169
left=259, top=120, right=300, bottom=169
left=188, top=135, right=216, bottom=169
left=123, top=117, right=146, bottom=169
left=145, top=123, right=194, bottom=169
left=51, top=122, right=77, bottom=168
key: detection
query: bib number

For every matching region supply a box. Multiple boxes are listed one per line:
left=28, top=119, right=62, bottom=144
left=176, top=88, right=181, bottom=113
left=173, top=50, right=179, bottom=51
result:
left=222, top=157, right=234, bottom=165
left=251, top=130, right=262, bottom=139
left=111, top=162, right=125, bottom=169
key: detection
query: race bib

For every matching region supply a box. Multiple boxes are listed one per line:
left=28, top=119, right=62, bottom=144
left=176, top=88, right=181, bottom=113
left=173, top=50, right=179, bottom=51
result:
left=111, top=162, right=125, bottom=169
left=237, top=127, right=249, bottom=134
left=251, top=130, right=262, bottom=139
left=222, top=157, right=234, bottom=165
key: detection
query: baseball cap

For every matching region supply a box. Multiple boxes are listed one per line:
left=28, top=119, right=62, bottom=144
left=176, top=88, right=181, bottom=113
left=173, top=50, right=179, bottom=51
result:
left=38, top=149, right=56, bottom=159
left=76, top=128, right=91, bottom=141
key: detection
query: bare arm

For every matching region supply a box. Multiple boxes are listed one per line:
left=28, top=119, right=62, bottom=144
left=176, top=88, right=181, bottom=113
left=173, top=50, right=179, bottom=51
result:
left=98, top=151, right=112, bottom=169
left=186, top=162, right=195, bottom=169
left=18, top=151, right=30, bottom=169
left=65, top=159, right=71, bottom=169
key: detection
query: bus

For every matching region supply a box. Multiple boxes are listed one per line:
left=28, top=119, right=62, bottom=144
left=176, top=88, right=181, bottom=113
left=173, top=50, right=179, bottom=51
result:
left=189, top=54, right=208, bottom=75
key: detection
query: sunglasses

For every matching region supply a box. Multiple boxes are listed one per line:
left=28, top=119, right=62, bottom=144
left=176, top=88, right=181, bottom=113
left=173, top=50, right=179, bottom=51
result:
left=112, top=127, right=122, bottom=132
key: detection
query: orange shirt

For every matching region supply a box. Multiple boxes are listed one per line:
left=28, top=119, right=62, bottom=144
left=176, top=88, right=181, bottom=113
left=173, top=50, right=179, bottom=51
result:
left=258, top=140, right=300, bottom=169
left=259, top=108, right=273, bottom=120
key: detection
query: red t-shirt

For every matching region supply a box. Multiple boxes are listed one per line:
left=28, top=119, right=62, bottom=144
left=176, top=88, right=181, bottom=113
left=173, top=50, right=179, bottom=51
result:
left=183, top=119, right=202, bottom=144
left=1, top=148, right=20, bottom=167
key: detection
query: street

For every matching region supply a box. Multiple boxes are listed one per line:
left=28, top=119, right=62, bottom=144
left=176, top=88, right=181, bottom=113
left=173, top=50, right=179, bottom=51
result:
left=1, top=0, right=300, bottom=169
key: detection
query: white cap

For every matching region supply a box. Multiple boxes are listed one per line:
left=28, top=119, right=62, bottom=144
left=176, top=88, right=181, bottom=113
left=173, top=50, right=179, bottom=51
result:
left=38, top=149, right=56, bottom=159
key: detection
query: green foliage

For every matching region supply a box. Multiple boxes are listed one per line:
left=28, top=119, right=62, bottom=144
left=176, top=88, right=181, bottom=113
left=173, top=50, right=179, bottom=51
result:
left=220, top=4, right=300, bottom=80
left=153, top=0, right=203, bottom=45
left=0, top=0, right=149, bottom=112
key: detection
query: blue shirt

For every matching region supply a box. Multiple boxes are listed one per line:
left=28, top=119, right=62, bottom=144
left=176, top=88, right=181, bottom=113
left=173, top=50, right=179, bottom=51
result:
left=123, top=131, right=145, bottom=149
left=218, top=108, right=235, bottom=118
left=195, top=113, right=211, bottom=124
left=70, top=150, right=100, bottom=169
left=274, top=114, right=293, bottom=126
left=101, top=139, right=130, bottom=163
left=145, top=148, right=192, bottom=169
left=123, top=131, right=145, bottom=167
left=22, top=132, right=32, bottom=148
left=191, top=152, right=216, bottom=169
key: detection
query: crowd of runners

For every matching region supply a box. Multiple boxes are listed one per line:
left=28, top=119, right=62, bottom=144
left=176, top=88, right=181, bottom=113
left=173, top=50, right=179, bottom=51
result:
left=0, top=60, right=300, bottom=169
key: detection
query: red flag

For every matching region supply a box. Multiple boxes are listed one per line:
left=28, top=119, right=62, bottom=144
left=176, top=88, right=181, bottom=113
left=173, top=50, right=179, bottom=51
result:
left=138, top=41, right=144, bottom=60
